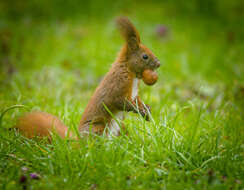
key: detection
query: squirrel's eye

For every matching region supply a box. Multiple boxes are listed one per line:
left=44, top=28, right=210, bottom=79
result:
left=142, top=54, right=148, bottom=60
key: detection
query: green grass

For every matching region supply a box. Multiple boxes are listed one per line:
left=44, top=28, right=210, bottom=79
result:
left=0, top=1, right=244, bottom=189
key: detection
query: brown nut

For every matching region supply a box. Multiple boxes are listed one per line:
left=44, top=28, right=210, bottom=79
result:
left=142, top=69, right=158, bottom=86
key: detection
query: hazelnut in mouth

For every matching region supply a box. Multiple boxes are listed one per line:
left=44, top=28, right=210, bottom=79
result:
left=142, top=69, right=158, bottom=86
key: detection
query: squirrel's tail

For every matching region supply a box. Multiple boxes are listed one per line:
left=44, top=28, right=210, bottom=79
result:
left=15, top=112, right=75, bottom=140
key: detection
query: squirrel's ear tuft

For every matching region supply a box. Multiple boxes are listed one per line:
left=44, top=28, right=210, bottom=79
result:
left=116, top=16, right=140, bottom=51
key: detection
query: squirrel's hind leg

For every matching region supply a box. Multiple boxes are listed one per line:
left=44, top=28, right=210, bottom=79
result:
left=80, top=123, right=106, bottom=136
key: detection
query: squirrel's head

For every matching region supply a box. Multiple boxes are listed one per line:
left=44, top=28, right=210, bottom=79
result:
left=116, top=17, right=160, bottom=78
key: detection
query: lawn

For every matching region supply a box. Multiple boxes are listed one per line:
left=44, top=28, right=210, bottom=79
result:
left=0, top=1, right=243, bottom=189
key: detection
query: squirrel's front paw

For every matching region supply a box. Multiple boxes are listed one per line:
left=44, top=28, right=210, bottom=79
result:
left=140, top=107, right=150, bottom=121
left=144, top=104, right=151, bottom=113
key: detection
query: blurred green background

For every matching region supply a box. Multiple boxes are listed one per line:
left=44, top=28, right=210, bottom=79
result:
left=1, top=0, right=244, bottom=108
left=1, top=0, right=244, bottom=118
left=0, top=0, right=244, bottom=189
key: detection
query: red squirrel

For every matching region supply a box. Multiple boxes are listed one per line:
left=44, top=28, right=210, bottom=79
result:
left=15, top=17, right=160, bottom=140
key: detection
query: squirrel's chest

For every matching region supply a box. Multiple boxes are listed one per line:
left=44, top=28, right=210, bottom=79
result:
left=109, top=78, right=138, bottom=136
left=131, top=78, right=138, bottom=100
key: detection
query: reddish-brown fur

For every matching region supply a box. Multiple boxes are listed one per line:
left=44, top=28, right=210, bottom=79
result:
left=15, top=17, right=160, bottom=140
left=16, top=112, right=74, bottom=140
